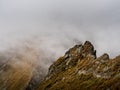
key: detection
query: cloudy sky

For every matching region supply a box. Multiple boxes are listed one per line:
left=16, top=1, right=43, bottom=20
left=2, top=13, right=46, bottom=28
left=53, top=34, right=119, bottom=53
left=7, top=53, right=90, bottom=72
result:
left=0, top=0, right=120, bottom=58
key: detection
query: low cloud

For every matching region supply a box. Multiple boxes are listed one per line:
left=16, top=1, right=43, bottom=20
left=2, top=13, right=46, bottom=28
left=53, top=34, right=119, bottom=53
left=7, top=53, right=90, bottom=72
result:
left=0, top=1, right=120, bottom=89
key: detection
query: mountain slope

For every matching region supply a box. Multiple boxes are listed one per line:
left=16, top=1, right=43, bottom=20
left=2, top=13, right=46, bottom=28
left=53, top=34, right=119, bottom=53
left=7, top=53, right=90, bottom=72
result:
left=37, top=41, right=120, bottom=90
left=0, top=51, right=35, bottom=90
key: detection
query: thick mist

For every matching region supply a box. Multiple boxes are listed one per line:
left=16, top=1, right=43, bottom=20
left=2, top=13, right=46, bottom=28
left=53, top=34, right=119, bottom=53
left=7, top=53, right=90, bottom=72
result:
left=0, top=0, right=120, bottom=73
left=0, top=0, right=120, bottom=89
left=0, top=0, right=120, bottom=58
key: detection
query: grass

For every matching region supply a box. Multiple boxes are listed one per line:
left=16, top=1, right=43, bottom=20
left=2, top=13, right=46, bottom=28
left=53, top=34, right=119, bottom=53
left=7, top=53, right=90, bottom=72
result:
left=37, top=55, right=120, bottom=90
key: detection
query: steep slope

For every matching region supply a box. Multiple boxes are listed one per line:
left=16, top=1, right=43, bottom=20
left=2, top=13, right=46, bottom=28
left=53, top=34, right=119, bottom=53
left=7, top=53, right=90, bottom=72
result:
left=0, top=49, right=37, bottom=90
left=37, top=41, right=120, bottom=90
left=0, top=47, right=47, bottom=90
left=0, top=60, right=33, bottom=90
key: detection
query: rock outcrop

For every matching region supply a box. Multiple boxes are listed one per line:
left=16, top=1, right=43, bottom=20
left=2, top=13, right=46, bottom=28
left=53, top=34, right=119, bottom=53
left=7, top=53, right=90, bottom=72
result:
left=37, top=41, right=120, bottom=90
left=48, top=41, right=96, bottom=75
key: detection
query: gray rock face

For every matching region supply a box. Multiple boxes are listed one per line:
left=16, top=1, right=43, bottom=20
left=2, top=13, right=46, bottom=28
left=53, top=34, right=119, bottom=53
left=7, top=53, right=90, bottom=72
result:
left=101, top=53, right=109, bottom=60
left=97, top=53, right=109, bottom=62
left=47, top=41, right=97, bottom=77
left=80, top=41, right=96, bottom=59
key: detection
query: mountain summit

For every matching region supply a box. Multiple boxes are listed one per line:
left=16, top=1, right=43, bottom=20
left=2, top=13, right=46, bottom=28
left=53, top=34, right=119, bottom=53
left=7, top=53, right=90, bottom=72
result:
left=37, top=41, right=120, bottom=90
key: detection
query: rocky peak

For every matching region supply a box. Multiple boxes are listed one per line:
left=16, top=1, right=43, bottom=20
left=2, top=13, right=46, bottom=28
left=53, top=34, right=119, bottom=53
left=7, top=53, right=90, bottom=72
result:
left=64, top=41, right=96, bottom=59
left=80, top=41, right=96, bottom=58
left=47, top=41, right=96, bottom=77
left=37, top=41, right=120, bottom=90
left=97, top=53, right=109, bottom=61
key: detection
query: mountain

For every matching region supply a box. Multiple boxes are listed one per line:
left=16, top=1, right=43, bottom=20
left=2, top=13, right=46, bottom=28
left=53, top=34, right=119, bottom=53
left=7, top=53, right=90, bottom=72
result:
left=0, top=41, right=120, bottom=90
left=0, top=50, right=36, bottom=90
left=37, top=41, right=120, bottom=90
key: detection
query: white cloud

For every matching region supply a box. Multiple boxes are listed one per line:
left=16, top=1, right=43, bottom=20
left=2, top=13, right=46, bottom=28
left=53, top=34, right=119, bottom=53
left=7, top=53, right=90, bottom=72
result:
left=0, top=0, right=120, bottom=58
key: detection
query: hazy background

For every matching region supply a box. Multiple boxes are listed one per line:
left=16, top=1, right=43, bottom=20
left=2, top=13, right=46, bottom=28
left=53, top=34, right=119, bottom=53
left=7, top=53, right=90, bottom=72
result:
left=0, top=1, right=120, bottom=88
left=0, top=0, right=120, bottom=60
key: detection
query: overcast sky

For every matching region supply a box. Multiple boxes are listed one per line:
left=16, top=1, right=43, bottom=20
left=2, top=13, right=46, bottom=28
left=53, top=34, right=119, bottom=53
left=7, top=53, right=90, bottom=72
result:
left=0, top=0, right=120, bottom=58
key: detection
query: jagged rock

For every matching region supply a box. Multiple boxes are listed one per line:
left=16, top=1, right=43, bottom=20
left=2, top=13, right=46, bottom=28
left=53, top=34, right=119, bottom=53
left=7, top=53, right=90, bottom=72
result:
left=47, top=41, right=96, bottom=77
left=97, top=53, right=109, bottom=62
left=37, top=41, right=120, bottom=90
left=80, top=41, right=96, bottom=59
left=101, top=53, right=109, bottom=60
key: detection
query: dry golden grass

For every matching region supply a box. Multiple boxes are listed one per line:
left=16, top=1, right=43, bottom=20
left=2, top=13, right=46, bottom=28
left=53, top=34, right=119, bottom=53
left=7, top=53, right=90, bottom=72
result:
left=37, top=54, right=120, bottom=90
left=0, top=46, right=40, bottom=90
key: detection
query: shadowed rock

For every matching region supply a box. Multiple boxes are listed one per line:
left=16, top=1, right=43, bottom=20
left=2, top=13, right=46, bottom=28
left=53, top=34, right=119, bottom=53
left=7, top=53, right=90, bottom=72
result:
left=80, top=41, right=96, bottom=59
left=101, top=53, right=109, bottom=60
left=47, top=41, right=96, bottom=76
left=97, top=53, right=109, bottom=62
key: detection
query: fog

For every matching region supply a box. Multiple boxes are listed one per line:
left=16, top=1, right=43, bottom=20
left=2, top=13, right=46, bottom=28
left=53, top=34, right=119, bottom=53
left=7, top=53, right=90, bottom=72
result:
left=0, top=0, right=120, bottom=61
left=0, top=0, right=120, bottom=89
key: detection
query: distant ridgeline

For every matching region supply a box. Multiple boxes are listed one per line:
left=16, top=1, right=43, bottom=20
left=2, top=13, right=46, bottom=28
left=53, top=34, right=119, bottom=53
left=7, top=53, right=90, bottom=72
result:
left=37, top=41, right=120, bottom=90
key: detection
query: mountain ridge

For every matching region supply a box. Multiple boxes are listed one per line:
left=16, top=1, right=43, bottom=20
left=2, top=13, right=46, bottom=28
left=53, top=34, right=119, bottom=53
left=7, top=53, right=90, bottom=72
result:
left=37, top=41, right=120, bottom=90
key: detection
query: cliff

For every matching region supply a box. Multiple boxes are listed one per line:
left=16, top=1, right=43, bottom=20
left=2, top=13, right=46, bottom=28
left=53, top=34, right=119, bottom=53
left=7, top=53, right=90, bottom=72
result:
left=37, top=41, right=120, bottom=90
